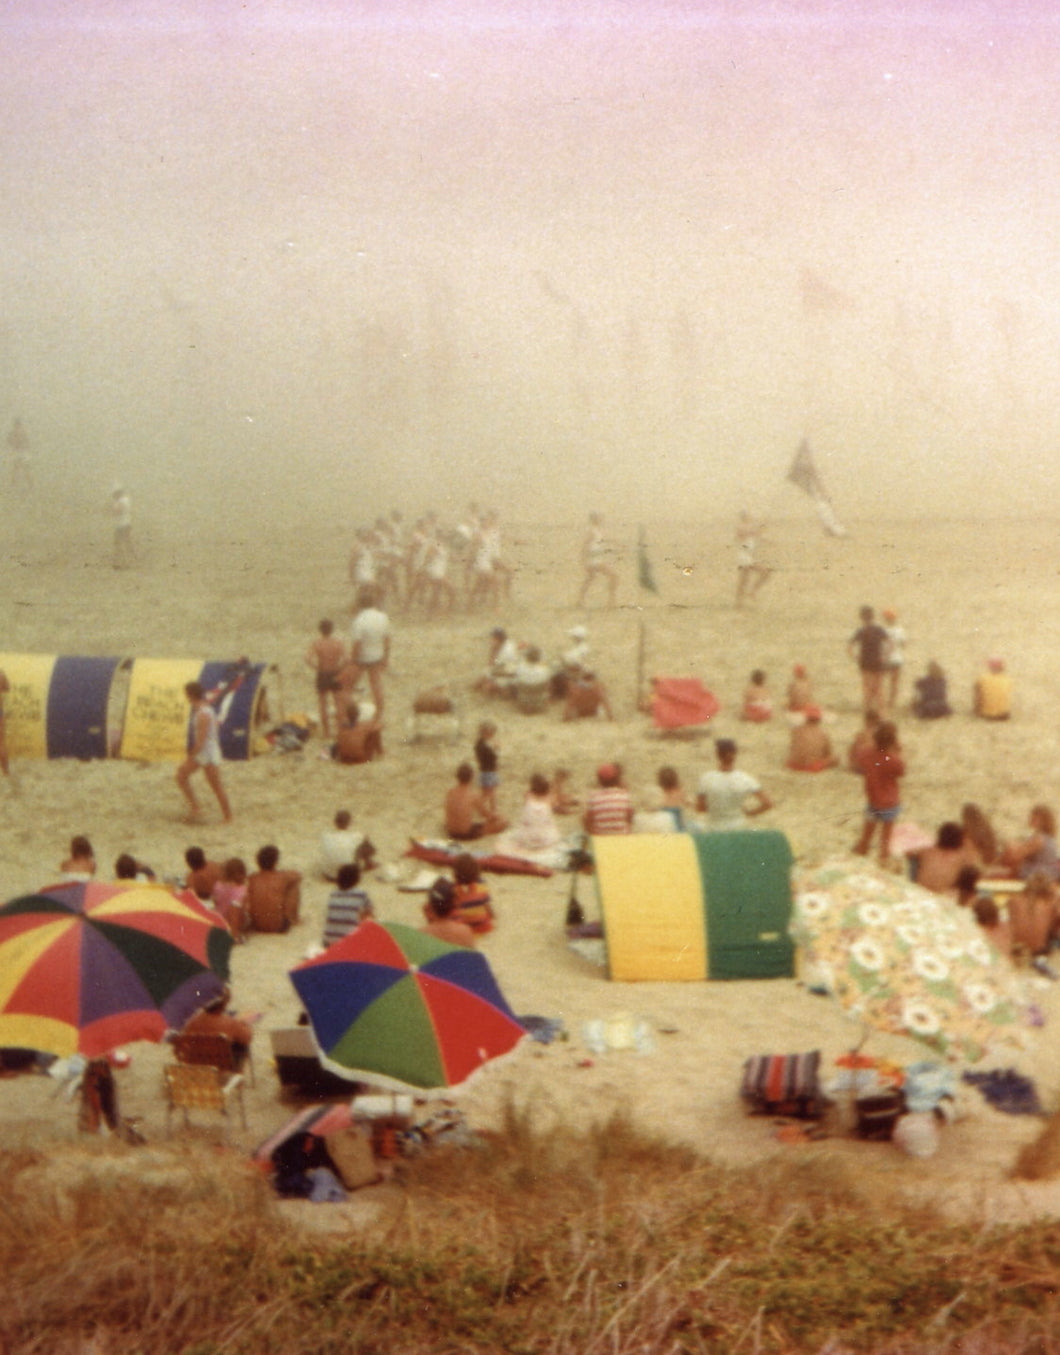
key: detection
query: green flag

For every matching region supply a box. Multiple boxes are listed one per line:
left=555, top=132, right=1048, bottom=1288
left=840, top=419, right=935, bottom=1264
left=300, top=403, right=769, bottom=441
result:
left=637, top=527, right=657, bottom=593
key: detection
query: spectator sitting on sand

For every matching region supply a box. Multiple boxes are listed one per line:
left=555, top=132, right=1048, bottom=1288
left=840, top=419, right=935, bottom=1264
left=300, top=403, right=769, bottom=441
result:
left=1008, top=872, right=1058, bottom=958
left=181, top=985, right=253, bottom=1070
left=787, top=664, right=815, bottom=714
left=973, top=657, right=1012, bottom=720
left=246, top=845, right=302, bottom=934
left=961, top=803, right=999, bottom=868
left=910, top=822, right=975, bottom=893
left=114, top=853, right=155, bottom=882
left=514, top=646, right=552, bottom=714
left=973, top=895, right=1012, bottom=959
left=696, top=740, right=771, bottom=830
left=473, top=627, right=519, bottom=697
left=61, top=835, right=96, bottom=880
left=912, top=661, right=952, bottom=719
left=657, top=766, right=688, bottom=830
left=846, top=710, right=881, bottom=773
left=317, top=809, right=375, bottom=880
left=1001, top=805, right=1060, bottom=882
left=321, top=863, right=374, bottom=948
left=786, top=707, right=837, bottom=772
left=563, top=669, right=613, bottom=721
left=421, top=877, right=476, bottom=948
left=583, top=763, right=635, bottom=836
left=550, top=768, right=579, bottom=815
left=184, top=846, right=222, bottom=900
left=212, top=857, right=248, bottom=940
left=444, top=762, right=507, bottom=840
left=451, top=853, right=495, bottom=933
left=741, top=669, right=773, bottom=722
left=333, top=701, right=383, bottom=764
left=505, top=773, right=563, bottom=853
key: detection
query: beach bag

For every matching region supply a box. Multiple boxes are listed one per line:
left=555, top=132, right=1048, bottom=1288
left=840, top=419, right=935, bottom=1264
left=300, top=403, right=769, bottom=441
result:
left=855, top=1090, right=907, bottom=1140
left=740, top=1051, right=826, bottom=1119
left=324, top=1127, right=381, bottom=1191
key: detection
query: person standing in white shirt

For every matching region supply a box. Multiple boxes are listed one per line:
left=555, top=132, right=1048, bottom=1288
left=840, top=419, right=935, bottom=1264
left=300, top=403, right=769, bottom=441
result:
left=343, top=585, right=391, bottom=717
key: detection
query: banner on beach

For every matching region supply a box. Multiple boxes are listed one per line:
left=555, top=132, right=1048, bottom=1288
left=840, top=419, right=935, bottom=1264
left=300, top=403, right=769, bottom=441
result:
left=593, top=831, right=795, bottom=982
left=119, top=657, right=269, bottom=762
left=0, top=654, right=121, bottom=760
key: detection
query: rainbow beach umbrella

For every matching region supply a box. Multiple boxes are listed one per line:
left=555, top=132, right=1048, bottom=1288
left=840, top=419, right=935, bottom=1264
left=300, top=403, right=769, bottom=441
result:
left=0, top=880, right=233, bottom=1058
left=289, top=920, right=526, bottom=1093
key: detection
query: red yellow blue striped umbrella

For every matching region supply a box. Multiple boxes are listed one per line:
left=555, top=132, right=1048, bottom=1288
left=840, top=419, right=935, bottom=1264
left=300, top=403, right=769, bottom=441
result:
left=290, top=920, right=526, bottom=1093
left=0, top=880, right=233, bottom=1058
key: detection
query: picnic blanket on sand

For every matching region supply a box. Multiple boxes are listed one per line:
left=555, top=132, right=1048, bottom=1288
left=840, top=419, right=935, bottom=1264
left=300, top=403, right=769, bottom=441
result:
left=406, top=839, right=555, bottom=878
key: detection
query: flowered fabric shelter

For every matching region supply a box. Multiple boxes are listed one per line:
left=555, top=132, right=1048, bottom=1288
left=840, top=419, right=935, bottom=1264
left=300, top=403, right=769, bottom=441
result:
left=792, top=857, right=1031, bottom=1064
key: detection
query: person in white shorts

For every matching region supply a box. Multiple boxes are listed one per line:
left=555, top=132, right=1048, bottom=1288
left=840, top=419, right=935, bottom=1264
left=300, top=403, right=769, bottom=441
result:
left=176, top=682, right=232, bottom=823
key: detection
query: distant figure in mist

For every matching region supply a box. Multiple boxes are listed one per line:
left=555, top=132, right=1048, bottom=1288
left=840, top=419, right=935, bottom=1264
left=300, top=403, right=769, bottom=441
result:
left=735, top=511, right=772, bottom=605
left=7, top=418, right=32, bottom=493
left=110, top=483, right=134, bottom=568
left=577, top=512, right=617, bottom=608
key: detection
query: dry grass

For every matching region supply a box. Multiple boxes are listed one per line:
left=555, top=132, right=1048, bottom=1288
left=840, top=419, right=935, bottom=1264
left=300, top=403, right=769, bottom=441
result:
left=4, top=1108, right=1060, bottom=1354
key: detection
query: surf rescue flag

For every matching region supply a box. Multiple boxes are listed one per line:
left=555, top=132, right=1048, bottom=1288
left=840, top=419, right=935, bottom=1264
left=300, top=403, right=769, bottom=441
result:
left=637, top=527, right=658, bottom=593
left=787, top=440, right=847, bottom=538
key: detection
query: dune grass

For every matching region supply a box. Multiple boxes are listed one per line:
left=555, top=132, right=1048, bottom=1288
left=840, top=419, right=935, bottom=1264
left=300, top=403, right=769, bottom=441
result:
left=4, top=1106, right=1060, bottom=1354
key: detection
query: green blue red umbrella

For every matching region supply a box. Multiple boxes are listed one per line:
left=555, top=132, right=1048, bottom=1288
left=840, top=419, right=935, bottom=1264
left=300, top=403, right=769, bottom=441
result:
left=289, top=920, right=526, bottom=1092
left=0, top=879, right=233, bottom=1058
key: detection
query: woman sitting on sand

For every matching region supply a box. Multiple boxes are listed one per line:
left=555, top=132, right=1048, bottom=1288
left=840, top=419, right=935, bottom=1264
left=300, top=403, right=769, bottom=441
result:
left=60, top=835, right=96, bottom=881
left=741, top=670, right=773, bottom=722
left=503, top=774, right=562, bottom=854
left=961, top=803, right=999, bottom=868
left=1001, top=805, right=1060, bottom=882
left=912, top=661, right=952, bottom=719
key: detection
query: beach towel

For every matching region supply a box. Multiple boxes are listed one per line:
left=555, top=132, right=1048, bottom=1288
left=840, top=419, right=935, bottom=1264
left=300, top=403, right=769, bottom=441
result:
left=406, top=839, right=554, bottom=878
left=650, top=677, right=720, bottom=730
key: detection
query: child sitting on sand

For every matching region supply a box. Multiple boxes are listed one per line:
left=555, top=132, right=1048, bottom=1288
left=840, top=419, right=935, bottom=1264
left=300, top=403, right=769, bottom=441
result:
left=550, top=768, right=580, bottom=814
left=60, top=835, right=96, bottom=880
left=450, top=853, right=495, bottom=934
left=421, top=878, right=476, bottom=948
left=741, top=669, right=773, bottom=722
left=787, top=664, right=815, bottom=714
left=657, top=766, right=688, bottom=830
left=212, top=857, right=248, bottom=940
left=786, top=706, right=837, bottom=772
left=321, top=863, right=374, bottom=948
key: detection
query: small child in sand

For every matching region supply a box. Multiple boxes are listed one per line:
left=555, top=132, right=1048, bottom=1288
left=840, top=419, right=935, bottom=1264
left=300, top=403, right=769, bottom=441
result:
left=212, top=857, right=249, bottom=940
left=451, top=853, right=495, bottom=933
left=550, top=768, right=580, bottom=814
left=853, top=720, right=905, bottom=864
left=741, top=669, right=772, bottom=722
left=787, top=664, right=815, bottom=714
left=61, top=835, right=96, bottom=880
left=657, top=766, right=688, bottom=830
left=474, top=721, right=501, bottom=818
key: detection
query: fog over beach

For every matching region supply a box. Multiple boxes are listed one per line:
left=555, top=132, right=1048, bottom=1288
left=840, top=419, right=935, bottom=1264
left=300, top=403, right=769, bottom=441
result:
left=2, top=1, right=1059, bottom=523
left=6, top=0, right=1060, bottom=1238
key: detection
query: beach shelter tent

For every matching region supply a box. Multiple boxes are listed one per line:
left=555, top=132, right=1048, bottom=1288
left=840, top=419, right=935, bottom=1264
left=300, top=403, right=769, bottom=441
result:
left=0, top=654, right=122, bottom=760
left=119, top=658, right=273, bottom=761
left=592, top=831, right=795, bottom=981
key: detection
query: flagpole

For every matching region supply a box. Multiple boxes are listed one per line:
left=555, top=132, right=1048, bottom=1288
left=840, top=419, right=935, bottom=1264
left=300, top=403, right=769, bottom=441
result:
left=635, top=617, right=645, bottom=715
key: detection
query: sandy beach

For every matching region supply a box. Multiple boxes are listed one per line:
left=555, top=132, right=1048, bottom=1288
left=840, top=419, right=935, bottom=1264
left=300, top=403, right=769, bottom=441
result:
left=2, top=502, right=1060, bottom=1226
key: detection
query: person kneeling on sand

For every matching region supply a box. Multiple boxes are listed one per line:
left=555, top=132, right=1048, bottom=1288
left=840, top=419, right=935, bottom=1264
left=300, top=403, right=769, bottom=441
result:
left=246, top=845, right=302, bottom=934
left=181, top=985, right=254, bottom=1071
left=444, top=762, right=507, bottom=840
left=333, top=701, right=383, bottom=764
left=786, top=706, right=837, bottom=772
left=421, top=878, right=476, bottom=948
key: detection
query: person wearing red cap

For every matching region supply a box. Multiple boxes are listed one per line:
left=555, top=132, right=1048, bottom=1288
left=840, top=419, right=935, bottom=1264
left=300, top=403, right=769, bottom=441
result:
left=786, top=706, right=837, bottom=772
left=583, top=763, right=634, bottom=835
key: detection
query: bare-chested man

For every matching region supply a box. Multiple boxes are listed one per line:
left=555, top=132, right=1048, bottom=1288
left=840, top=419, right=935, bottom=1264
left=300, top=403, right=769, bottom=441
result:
left=305, top=619, right=347, bottom=738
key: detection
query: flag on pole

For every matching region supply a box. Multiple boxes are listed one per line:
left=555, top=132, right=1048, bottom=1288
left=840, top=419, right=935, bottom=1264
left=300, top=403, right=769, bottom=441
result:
left=787, top=440, right=847, bottom=538
left=637, top=527, right=658, bottom=593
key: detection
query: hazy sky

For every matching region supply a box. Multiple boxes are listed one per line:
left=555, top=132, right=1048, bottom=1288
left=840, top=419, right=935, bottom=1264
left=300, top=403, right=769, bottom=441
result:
left=2, top=1, right=1059, bottom=521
